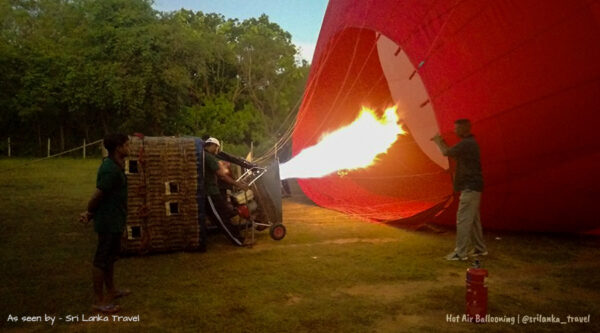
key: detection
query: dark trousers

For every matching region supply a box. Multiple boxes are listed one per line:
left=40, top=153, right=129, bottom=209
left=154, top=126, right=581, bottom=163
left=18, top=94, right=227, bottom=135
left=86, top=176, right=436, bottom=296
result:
left=93, top=232, right=121, bottom=270
left=206, top=195, right=243, bottom=246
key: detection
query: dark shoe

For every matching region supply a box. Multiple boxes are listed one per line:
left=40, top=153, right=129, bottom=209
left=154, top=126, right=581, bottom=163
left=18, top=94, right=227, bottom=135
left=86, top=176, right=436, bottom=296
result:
left=445, top=252, right=468, bottom=261
left=468, top=249, right=488, bottom=257
left=112, top=289, right=131, bottom=299
left=92, top=303, right=120, bottom=314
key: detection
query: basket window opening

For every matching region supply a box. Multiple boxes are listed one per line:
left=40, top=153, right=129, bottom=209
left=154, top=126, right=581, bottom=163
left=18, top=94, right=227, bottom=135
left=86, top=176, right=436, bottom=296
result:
left=126, top=160, right=139, bottom=174
left=165, top=182, right=180, bottom=194
left=128, top=226, right=142, bottom=239
left=166, top=201, right=180, bottom=215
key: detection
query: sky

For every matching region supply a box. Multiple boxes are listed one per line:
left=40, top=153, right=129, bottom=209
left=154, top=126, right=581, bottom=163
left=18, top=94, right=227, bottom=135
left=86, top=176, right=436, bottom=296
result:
left=153, top=0, right=329, bottom=62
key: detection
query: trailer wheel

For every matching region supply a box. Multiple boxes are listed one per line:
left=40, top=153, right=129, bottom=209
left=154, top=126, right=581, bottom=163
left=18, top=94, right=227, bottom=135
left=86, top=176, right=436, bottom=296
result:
left=269, top=224, right=286, bottom=241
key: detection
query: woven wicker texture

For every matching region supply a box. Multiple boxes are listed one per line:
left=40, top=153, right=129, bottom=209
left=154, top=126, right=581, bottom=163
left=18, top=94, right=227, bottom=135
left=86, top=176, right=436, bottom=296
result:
left=122, top=136, right=200, bottom=255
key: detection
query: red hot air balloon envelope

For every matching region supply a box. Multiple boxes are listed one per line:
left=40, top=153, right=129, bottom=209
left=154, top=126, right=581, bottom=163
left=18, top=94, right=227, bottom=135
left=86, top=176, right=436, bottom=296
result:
left=291, top=0, right=600, bottom=232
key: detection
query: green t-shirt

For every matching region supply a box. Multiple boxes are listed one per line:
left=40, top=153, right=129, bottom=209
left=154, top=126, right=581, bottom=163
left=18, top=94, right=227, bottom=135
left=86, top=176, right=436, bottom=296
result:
left=204, top=152, right=220, bottom=196
left=94, top=157, right=128, bottom=233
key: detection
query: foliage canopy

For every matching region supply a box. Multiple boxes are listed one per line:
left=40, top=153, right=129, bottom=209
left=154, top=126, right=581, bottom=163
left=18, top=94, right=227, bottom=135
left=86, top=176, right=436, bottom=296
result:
left=0, top=0, right=309, bottom=156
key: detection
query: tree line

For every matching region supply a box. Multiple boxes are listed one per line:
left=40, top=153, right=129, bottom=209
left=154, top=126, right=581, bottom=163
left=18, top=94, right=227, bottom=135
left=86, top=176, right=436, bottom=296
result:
left=0, top=0, right=309, bottom=156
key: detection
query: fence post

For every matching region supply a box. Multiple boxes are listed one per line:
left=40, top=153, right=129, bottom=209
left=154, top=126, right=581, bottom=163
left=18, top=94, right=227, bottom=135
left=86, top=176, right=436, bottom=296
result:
left=47, top=138, right=51, bottom=157
left=83, top=139, right=86, bottom=159
left=7, top=137, right=10, bottom=157
left=101, top=140, right=107, bottom=157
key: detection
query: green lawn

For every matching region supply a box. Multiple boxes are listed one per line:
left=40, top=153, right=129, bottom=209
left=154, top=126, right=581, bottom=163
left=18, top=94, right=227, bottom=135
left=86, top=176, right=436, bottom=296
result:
left=1, top=158, right=599, bottom=332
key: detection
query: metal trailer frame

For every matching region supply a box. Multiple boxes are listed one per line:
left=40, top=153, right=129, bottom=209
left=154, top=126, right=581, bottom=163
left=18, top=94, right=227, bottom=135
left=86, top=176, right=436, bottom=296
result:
left=208, top=157, right=286, bottom=246
left=234, top=159, right=286, bottom=245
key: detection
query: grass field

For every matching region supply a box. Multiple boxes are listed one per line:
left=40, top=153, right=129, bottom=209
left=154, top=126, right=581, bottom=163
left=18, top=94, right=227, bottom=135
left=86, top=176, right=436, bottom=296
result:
left=1, top=158, right=599, bottom=332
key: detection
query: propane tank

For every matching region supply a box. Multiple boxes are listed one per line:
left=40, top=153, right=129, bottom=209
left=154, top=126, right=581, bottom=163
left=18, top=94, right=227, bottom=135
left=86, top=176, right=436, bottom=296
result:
left=236, top=201, right=258, bottom=219
left=237, top=205, right=251, bottom=219
left=466, top=259, right=488, bottom=323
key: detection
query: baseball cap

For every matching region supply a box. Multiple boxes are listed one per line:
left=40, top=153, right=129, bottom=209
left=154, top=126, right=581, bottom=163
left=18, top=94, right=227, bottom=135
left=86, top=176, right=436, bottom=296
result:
left=205, top=137, right=220, bottom=147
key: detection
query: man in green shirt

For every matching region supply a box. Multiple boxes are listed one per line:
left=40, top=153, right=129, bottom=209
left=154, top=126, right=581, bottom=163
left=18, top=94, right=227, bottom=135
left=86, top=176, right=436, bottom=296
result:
left=80, top=133, right=131, bottom=313
left=204, top=137, right=248, bottom=246
left=432, top=119, right=487, bottom=261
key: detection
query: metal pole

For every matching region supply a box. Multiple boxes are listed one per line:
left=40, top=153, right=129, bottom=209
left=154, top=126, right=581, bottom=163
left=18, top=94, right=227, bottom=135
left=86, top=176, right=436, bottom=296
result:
left=47, top=138, right=50, bottom=157
left=83, top=139, right=86, bottom=159
left=7, top=137, right=10, bottom=157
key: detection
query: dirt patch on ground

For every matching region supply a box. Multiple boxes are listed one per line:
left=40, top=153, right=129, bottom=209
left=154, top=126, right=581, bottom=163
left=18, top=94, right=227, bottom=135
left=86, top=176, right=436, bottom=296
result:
left=373, top=312, right=446, bottom=333
left=340, top=267, right=464, bottom=302
left=249, top=237, right=402, bottom=253
left=324, top=238, right=399, bottom=245
left=285, top=293, right=302, bottom=305
left=342, top=281, right=436, bottom=302
left=373, top=311, right=480, bottom=333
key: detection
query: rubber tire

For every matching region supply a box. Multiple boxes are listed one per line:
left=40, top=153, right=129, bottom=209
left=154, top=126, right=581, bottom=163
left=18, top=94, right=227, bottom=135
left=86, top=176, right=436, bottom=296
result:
left=269, top=224, right=286, bottom=241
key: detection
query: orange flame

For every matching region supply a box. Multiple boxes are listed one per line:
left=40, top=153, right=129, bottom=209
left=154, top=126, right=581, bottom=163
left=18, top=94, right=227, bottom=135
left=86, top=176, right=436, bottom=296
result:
left=280, top=106, right=406, bottom=180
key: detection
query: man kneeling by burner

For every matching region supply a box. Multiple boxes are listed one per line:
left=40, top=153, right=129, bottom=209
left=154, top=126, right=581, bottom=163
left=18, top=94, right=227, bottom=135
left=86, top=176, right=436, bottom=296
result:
left=203, top=137, right=249, bottom=246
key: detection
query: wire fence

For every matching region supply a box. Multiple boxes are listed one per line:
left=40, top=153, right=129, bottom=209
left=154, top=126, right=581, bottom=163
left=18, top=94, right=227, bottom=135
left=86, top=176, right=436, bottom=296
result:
left=1, top=137, right=104, bottom=159
left=0, top=138, right=104, bottom=172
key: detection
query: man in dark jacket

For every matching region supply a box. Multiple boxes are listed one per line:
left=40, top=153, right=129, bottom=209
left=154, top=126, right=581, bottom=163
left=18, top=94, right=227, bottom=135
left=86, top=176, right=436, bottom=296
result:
left=432, top=119, right=487, bottom=261
left=80, top=133, right=131, bottom=313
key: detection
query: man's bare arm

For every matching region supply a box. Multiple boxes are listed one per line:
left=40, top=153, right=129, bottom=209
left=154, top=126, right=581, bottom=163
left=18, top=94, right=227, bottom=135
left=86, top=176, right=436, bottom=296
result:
left=79, top=189, right=104, bottom=223
left=431, top=134, right=450, bottom=156
left=87, top=189, right=104, bottom=213
left=217, top=167, right=248, bottom=190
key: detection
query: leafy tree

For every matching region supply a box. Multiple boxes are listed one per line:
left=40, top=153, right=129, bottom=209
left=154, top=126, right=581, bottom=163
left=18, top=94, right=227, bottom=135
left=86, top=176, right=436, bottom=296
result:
left=0, top=0, right=309, bottom=157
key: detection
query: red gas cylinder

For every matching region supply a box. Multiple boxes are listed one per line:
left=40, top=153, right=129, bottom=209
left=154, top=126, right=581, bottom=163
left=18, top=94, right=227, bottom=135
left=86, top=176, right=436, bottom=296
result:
left=466, top=262, right=488, bottom=323
left=237, top=205, right=250, bottom=219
